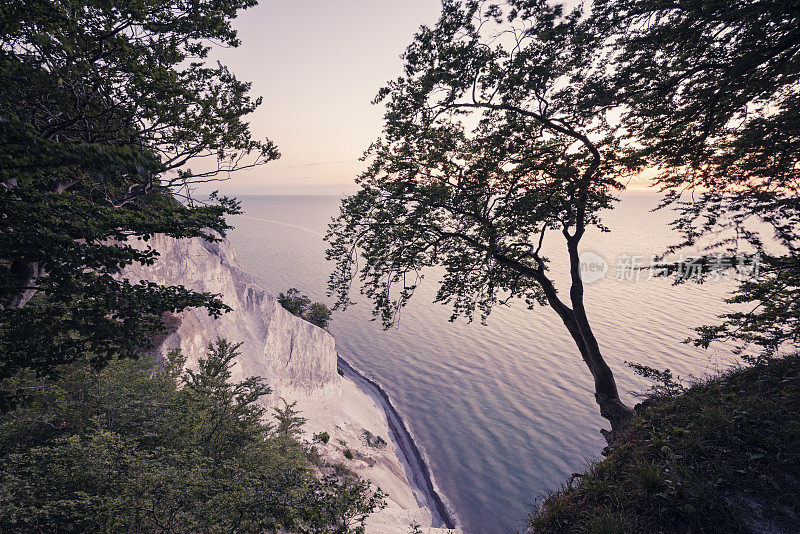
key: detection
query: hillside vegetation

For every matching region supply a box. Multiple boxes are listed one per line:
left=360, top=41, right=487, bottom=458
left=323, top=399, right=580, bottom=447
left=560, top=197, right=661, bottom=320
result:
left=528, top=355, right=800, bottom=534
left=0, top=340, right=383, bottom=533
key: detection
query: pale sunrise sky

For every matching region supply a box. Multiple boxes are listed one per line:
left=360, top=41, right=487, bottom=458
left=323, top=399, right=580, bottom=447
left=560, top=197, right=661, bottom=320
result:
left=202, top=0, right=442, bottom=195
left=204, top=0, right=653, bottom=196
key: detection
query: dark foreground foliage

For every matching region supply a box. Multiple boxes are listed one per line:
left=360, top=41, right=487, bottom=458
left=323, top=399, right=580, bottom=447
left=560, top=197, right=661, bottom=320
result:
left=0, top=0, right=279, bottom=387
left=528, top=354, right=800, bottom=534
left=0, top=340, right=384, bottom=533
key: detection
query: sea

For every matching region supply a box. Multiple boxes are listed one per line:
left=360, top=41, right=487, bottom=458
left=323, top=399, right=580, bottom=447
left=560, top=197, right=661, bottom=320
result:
left=227, top=194, right=742, bottom=533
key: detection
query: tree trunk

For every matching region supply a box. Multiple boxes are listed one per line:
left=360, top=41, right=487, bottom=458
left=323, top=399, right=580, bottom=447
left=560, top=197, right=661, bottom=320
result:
left=530, top=238, right=634, bottom=444
left=1, top=179, right=71, bottom=310
left=566, top=236, right=633, bottom=442
left=558, top=308, right=633, bottom=443
left=583, top=344, right=634, bottom=443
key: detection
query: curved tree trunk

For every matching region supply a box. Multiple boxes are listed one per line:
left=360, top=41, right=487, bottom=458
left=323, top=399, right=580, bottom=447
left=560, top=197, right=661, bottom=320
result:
left=529, top=236, right=634, bottom=444
left=559, top=306, right=633, bottom=443
left=567, top=236, right=633, bottom=441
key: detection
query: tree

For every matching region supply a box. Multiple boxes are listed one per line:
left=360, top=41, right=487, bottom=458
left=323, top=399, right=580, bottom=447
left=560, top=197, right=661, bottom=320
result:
left=326, top=0, right=635, bottom=438
left=589, top=0, right=800, bottom=358
left=0, top=0, right=279, bottom=386
left=298, top=475, right=386, bottom=534
left=279, top=288, right=313, bottom=317
left=183, top=339, right=272, bottom=461
left=0, top=340, right=385, bottom=532
left=273, top=398, right=307, bottom=452
left=306, top=302, right=333, bottom=330
left=279, top=288, right=333, bottom=329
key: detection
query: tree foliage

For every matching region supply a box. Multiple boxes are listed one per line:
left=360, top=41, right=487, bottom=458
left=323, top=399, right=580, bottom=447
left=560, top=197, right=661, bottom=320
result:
left=305, top=302, right=334, bottom=330
left=279, top=289, right=313, bottom=318
left=273, top=398, right=307, bottom=451
left=279, top=289, right=333, bottom=329
left=0, top=0, right=280, bottom=384
left=589, top=0, right=800, bottom=357
left=326, top=0, right=634, bottom=436
left=0, top=340, right=385, bottom=533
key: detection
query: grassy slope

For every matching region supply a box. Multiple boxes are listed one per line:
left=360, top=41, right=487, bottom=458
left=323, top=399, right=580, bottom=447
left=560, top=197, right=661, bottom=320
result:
left=528, top=355, right=800, bottom=534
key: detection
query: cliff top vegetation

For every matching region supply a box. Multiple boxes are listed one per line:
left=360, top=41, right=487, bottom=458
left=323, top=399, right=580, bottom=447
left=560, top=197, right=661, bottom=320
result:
left=528, top=354, right=800, bottom=534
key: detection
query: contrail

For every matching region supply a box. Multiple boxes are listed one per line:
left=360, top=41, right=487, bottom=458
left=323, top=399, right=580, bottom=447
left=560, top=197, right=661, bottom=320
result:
left=239, top=216, right=324, bottom=237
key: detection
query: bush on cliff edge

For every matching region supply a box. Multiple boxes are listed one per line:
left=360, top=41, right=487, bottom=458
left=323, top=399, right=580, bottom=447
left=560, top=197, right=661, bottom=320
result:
left=279, top=288, right=333, bottom=329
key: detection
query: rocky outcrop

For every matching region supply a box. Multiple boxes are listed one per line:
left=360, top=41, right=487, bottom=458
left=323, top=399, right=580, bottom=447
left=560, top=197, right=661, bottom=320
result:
left=122, top=235, right=460, bottom=534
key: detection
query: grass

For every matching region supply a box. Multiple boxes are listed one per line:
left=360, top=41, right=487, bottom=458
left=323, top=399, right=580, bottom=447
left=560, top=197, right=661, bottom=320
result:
left=528, top=354, right=800, bottom=533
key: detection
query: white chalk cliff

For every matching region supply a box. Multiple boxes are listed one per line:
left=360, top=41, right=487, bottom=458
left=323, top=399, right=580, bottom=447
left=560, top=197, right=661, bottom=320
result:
left=122, top=235, right=459, bottom=534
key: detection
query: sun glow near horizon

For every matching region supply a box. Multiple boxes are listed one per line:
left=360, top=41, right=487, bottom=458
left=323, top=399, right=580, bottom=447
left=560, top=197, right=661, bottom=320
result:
left=194, top=1, right=667, bottom=198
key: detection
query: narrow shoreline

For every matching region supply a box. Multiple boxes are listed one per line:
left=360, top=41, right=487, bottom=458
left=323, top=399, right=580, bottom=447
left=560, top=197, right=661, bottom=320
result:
left=337, top=354, right=459, bottom=530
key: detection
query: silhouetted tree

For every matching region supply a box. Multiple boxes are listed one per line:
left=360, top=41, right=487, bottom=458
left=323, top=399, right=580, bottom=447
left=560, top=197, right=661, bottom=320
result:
left=590, top=0, right=800, bottom=358
left=327, top=0, right=635, bottom=438
left=0, top=0, right=279, bottom=386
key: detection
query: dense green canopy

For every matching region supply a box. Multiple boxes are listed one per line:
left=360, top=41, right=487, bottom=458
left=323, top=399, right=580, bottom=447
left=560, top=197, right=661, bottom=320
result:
left=0, top=0, right=279, bottom=389
left=0, top=339, right=384, bottom=532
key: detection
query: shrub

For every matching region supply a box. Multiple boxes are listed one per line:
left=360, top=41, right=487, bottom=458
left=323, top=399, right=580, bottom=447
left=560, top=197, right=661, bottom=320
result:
left=305, top=302, right=333, bottom=329
left=0, top=340, right=384, bottom=532
left=363, top=430, right=387, bottom=449
left=277, top=288, right=311, bottom=317
left=278, top=288, right=332, bottom=329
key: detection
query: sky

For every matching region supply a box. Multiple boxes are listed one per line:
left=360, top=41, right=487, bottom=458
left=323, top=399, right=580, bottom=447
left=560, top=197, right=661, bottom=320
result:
left=203, top=0, right=443, bottom=195
left=202, top=0, right=653, bottom=196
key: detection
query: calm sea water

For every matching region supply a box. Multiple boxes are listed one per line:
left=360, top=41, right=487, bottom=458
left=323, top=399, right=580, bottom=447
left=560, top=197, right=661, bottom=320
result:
left=227, top=194, right=740, bottom=533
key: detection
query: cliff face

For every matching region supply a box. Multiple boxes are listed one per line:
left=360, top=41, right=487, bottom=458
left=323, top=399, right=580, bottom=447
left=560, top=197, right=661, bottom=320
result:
left=123, top=236, right=338, bottom=397
left=122, top=235, right=458, bottom=534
